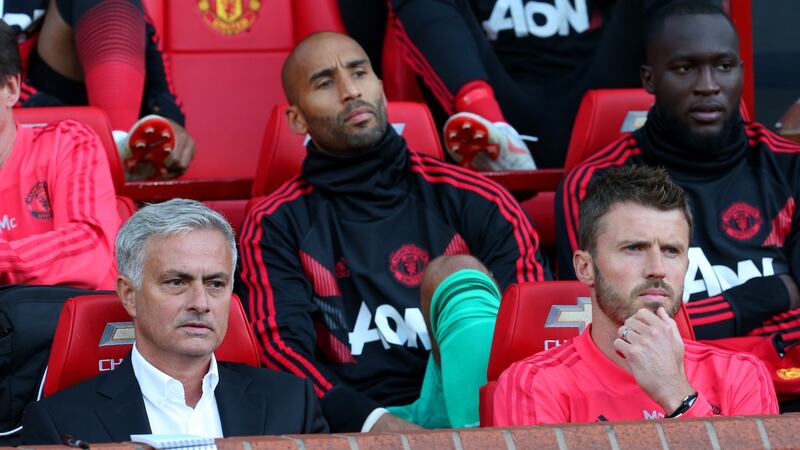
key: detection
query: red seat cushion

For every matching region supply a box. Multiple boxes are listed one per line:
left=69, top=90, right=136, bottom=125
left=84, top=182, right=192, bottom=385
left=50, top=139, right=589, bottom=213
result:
left=43, top=293, right=259, bottom=397
left=252, top=101, right=443, bottom=197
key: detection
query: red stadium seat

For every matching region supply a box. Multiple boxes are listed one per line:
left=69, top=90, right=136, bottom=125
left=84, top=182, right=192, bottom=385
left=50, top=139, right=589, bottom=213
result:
left=479, top=281, right=696, bottom=426
left=382, top=10, right=425, bottom=103
left=487, top=89, right=654, bottom=256
left=563, top=88, right=752, bottom=173
left=135, top=0, right=346, bottom=204
left=520, top=192, right=555, bottom=256
left=42, top=293, right=259, bottom=397
left=563, top=89, right=655, bottom=172
left=13, top=106, right=136, bottom=222
left=242, top=101, right=442, bottom=232
left=252, top=101, right=443, bottom=198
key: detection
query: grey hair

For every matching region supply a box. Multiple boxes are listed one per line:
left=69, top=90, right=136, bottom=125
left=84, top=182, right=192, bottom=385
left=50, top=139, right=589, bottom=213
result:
left=116, top=199, right=237, bottom=288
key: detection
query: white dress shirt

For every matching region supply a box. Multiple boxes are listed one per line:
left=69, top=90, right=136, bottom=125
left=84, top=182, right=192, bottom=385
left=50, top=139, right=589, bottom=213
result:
left=131, top=344, right=224, bottom=438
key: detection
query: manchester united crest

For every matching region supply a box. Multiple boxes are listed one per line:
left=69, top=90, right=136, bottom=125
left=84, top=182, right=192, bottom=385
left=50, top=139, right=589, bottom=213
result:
left=721, top=202, right=762, bottom=241
left=25, top=181, right=52, bottom=220
left=389, top=244, right=429, bottom=287
left=198, top=0, right=261, bottom=35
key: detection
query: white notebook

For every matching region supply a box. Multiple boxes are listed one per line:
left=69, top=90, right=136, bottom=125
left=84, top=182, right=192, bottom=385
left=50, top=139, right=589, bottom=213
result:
left=130, top=434, right=216, bottom=449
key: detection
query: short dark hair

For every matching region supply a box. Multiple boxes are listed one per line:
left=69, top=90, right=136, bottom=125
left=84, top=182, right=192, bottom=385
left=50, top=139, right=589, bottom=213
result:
left=644, top=0, right=737, bottom=50
left=0, top=20, right=21, bottom=82
left=578, top=166, right=693, bottom=252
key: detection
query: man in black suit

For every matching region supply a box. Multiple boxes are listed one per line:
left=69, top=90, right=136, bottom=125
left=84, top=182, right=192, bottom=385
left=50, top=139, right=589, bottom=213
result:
left=21, top=199, right=328, bottom=445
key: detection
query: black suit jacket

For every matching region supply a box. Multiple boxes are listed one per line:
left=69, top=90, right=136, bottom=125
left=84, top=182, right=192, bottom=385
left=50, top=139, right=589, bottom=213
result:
left=20, top=358, right=328, bottom=444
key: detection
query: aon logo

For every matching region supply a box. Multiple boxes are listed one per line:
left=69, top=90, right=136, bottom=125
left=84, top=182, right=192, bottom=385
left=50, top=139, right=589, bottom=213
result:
left=483, top=0, right=589, bottom=40
left=348, top=302, right=431, bottom=355
left=683, top=247, right=775, bottom=300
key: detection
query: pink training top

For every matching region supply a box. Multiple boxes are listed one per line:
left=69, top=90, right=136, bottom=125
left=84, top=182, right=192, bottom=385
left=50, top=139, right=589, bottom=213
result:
left=0, top=121, right=119, bottom=289
left=493, top=325, right=778, bottom=425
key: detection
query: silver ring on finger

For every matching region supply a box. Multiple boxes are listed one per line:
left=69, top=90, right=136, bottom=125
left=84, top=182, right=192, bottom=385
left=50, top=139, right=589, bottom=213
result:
left=622, top=327, right=634, bottom=342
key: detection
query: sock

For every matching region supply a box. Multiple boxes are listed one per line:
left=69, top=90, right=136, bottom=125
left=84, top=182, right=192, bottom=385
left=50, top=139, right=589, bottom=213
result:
left=75, top=0, right=145, bottom=131
left=453, top=80, right=506, bottom=124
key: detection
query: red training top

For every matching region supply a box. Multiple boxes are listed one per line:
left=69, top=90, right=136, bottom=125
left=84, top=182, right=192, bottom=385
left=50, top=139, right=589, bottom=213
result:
left=494, top=325, right=778, bottom=425
left=0, top=121, right=119, bottom=289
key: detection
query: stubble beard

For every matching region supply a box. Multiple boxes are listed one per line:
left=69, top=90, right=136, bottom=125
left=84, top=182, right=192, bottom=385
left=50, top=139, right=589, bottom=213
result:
left=593, top=261, right=682, bottom=326
left=306, top=97, right=389, bottom=156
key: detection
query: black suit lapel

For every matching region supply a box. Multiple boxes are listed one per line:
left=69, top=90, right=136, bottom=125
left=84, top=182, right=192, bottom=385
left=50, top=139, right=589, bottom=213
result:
left=215, top=364, right=265, bottom=437
left=95, top=358, right=152, bottom=443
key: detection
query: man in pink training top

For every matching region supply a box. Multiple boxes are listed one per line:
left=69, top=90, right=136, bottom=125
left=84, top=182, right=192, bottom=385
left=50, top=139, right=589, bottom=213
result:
left=0, top=20, right=119, bottom=289
left=494, top=166, right=778, bottom=425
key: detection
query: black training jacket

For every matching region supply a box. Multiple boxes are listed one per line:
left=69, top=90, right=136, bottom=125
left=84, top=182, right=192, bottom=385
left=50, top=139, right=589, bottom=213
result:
left=237, top=126, right=549, bottom=431
left=556, top=112, right=800, bottom=342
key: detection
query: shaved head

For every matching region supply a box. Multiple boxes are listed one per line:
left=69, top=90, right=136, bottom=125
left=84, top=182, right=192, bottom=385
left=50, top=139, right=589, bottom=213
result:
left=282, top=31, right=363, bottom=105
left=280, top=31, right=388, bottom=156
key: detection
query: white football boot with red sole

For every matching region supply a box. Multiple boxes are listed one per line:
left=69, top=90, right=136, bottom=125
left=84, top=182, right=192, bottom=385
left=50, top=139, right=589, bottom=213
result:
left=443, top=112, right=537, bottom=171
left=116, top=115, right=176, bottom=180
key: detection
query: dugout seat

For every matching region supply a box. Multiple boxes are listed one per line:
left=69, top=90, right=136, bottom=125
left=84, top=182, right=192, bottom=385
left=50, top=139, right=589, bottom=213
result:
left=479, top=281, right=696, bottom=426
left=13, top=107, right=136, bottom=221
left=490, top=89, right=656, bottom=257
left=42, top=293, right=259, bottom=397
left=136, top=0, right=346, bottom=204
left=563, top=88, right=753, bottom=172
left=563, top=89, right=654, bottom=172
left=251, top=101, right=443, bottom=198
left=382, top=9, right=424, bottom=103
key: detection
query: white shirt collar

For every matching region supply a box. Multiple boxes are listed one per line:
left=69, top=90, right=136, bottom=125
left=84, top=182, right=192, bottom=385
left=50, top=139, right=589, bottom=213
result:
left=131, top=344, right=223, bottom=437
left=131, top=344, right=220, bottom=407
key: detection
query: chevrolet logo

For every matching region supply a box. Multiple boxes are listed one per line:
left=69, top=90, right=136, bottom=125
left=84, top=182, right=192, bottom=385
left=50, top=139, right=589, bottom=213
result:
left=99, top=322, right=135, bottom=347
left=544, top=297, right=592, bottom=333
left=621, top=110, right=649, bottom=133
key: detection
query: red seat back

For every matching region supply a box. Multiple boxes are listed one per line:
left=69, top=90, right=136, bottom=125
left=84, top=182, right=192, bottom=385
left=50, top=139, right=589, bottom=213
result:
left=480, top=281, right=695, bottom=426
left=142, top=0, right=345, bottom=182
left=382, top=11, right=424, bottom=102
left=520, top=192, right=555, bottom=255
left=43, top=293, right=260, bottom=397
left=564, top=89, right=654, bottom=172
left=252, top=101, right=443, bottom=197
left=564, top=88, right=752, bottom=173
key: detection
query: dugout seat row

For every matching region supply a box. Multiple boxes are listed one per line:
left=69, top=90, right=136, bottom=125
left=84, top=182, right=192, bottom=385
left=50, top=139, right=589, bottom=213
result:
left=86, top=0, right=754, bottom=216
left=42, top=279, right=697, bottom=432
left=13, top=88, right=661, bottom=250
